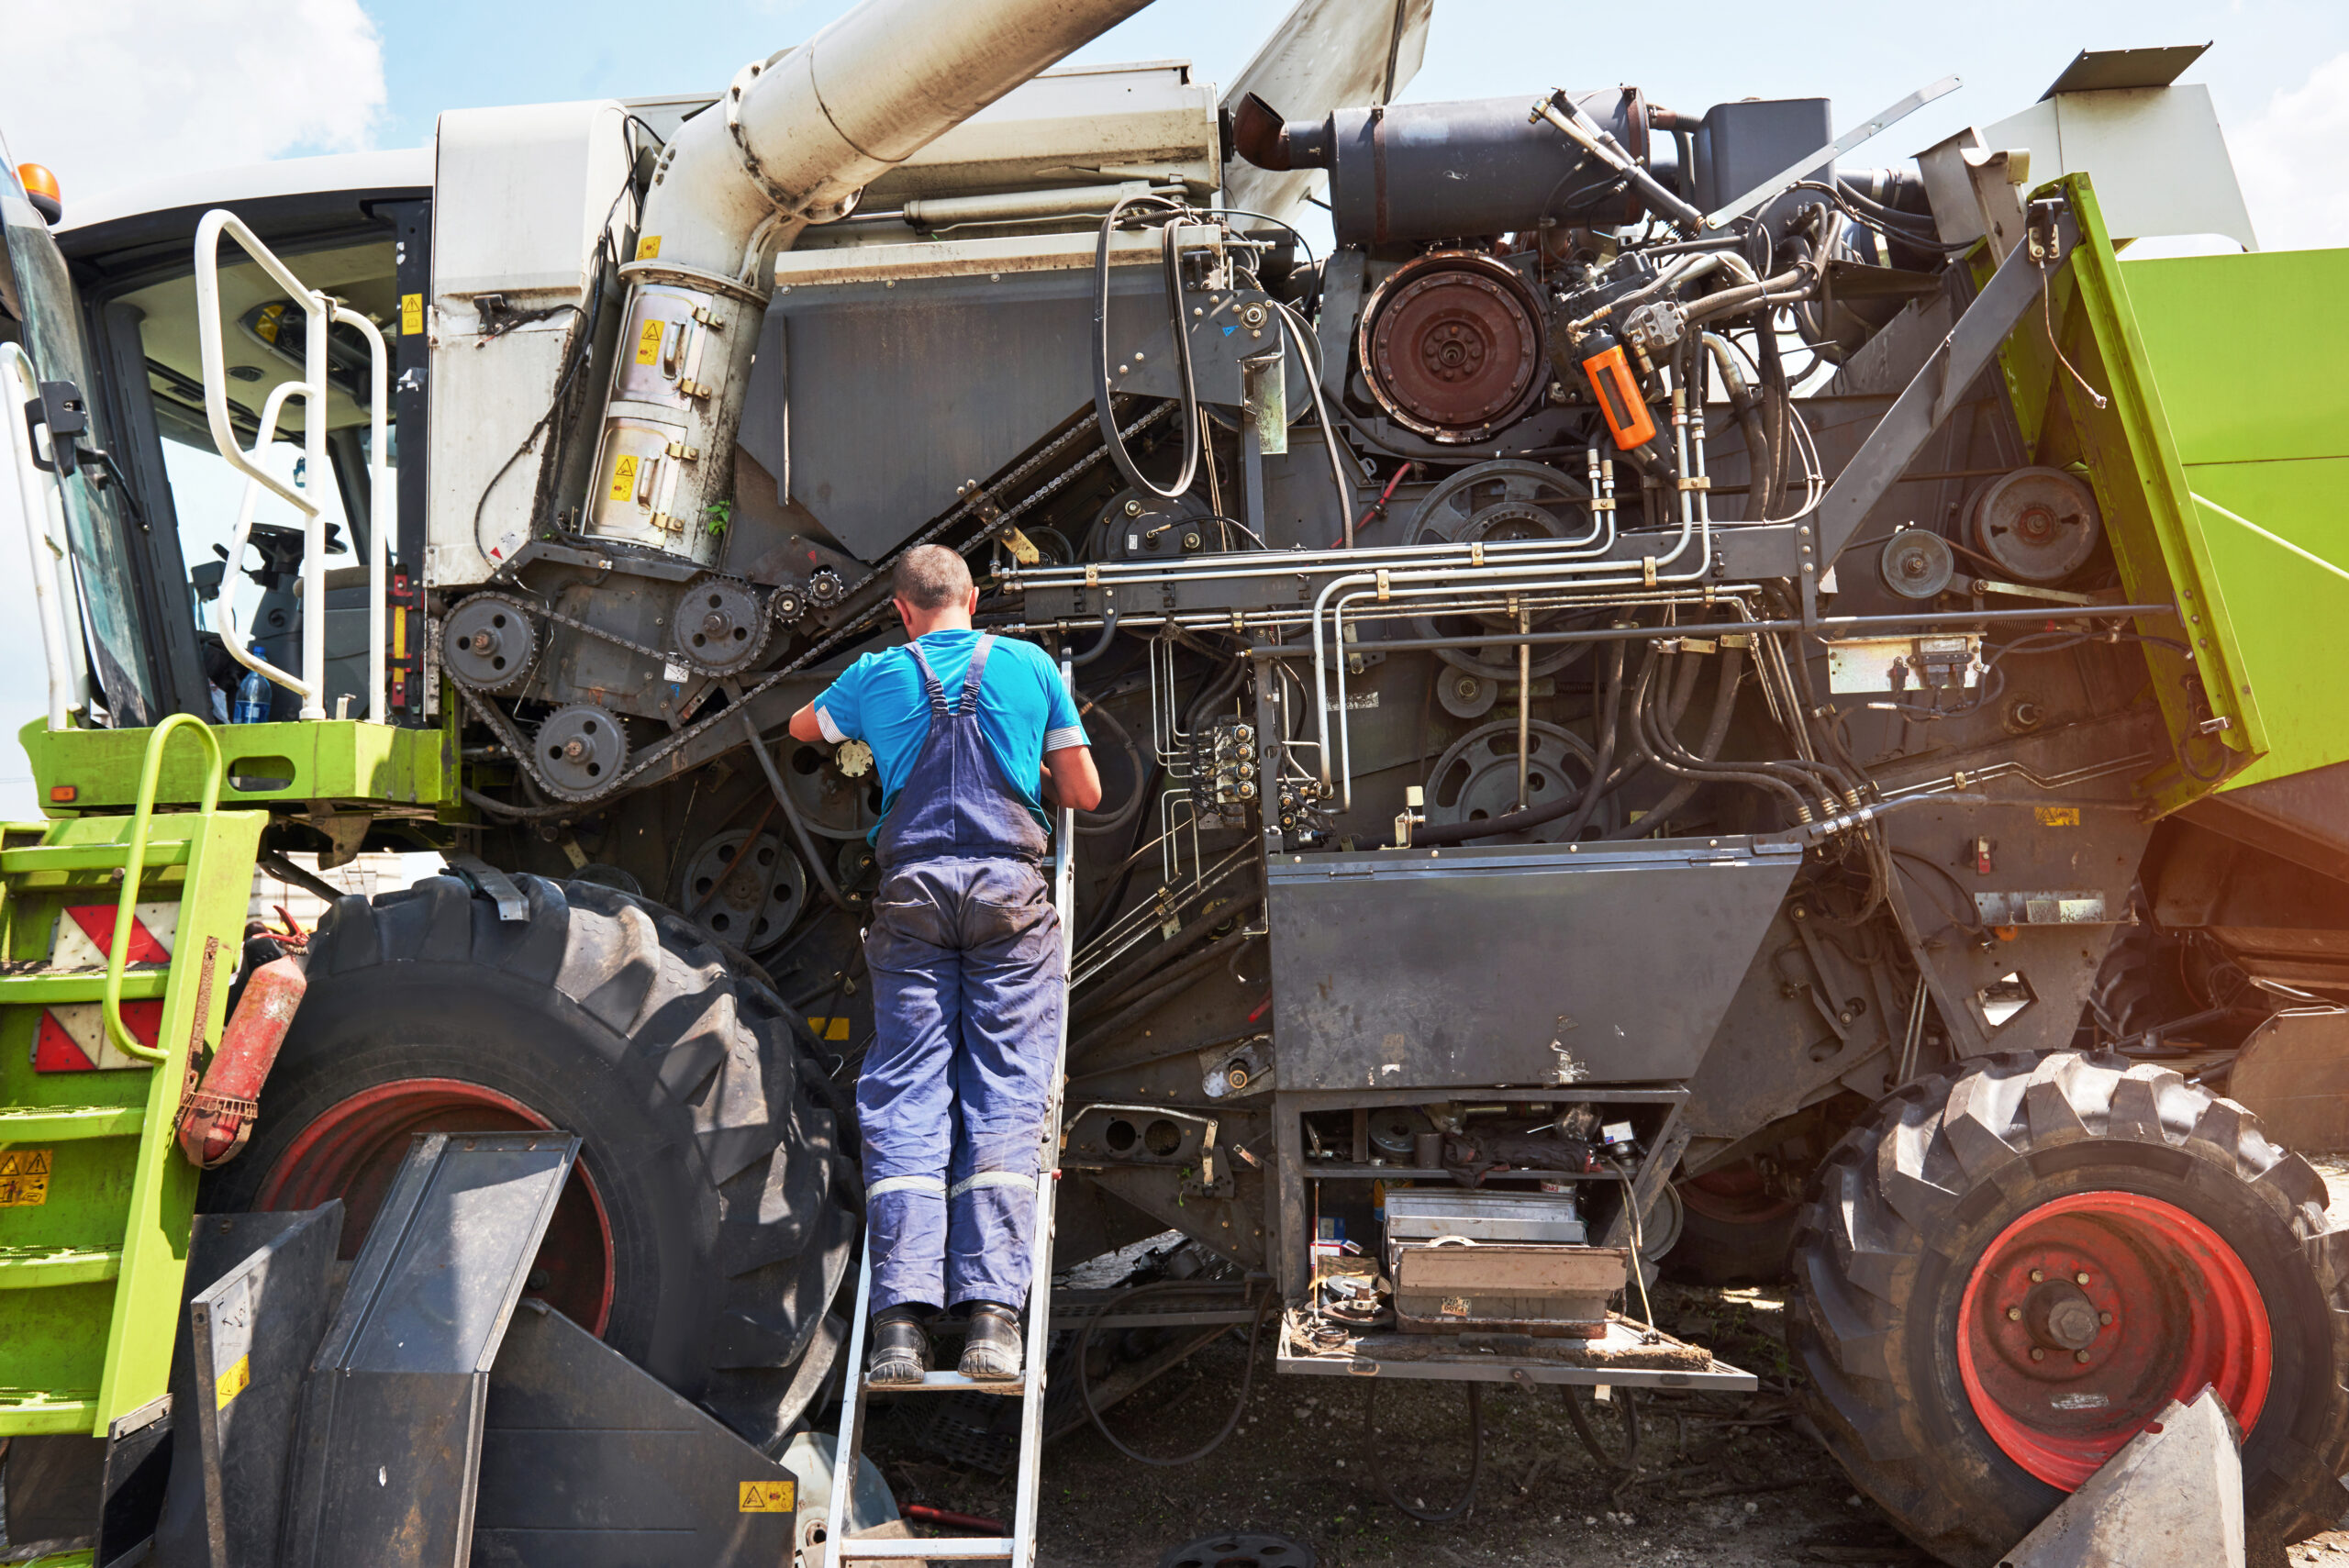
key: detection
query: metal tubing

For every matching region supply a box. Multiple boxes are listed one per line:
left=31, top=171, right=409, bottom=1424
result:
left=1514, top=601, right=1531, bottom=810
left=1, top=341, right=87, bottom=728
left=214, top=383, right=317, bottom=702
left=333, top=305, right=390, bottom=724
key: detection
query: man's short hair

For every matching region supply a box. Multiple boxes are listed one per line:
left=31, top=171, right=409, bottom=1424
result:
left=892, top=544, right=974, bottom=610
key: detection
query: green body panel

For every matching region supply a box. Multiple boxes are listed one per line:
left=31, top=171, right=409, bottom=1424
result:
left=0, top=733, right=265, bottom=1438
left=2118, top=248, right=2349, bottom=794
left=1994, top=176, right=2260, bottom=815
left=19, top=716, right=458, bottom=814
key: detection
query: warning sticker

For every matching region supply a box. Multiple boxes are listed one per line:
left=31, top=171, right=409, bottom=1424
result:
left=400, top=292, right=423, bottom=336
left=609, top=453, right=640, bottom=504
left=739, top=1479, right=795, bottom=1513
left=216, top=1353, right=251, bottom=1409
left=637, top=235, right=662, bottom=261
left=0, top=1149, right=51, bottom=1207
left=635, top=317, right=665, bottom=365
left=1438, top=1296, right=1470, bottom=1318
left=254, top=301, right=285, bottom=344
left=2035, top=806, right=2081, bottom=827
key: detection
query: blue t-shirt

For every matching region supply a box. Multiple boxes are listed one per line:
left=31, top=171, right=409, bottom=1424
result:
left=813, top=629, right=1087, bottom=840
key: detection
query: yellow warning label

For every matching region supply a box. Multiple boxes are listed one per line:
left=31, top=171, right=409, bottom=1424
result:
left=2035, top=806, right=2081, bottom=827
left=609, top=453, right=640, bottom=503
left=739, top=1479, right=795, bottom=1512
left=637, top=234, right=662, bottom=261
left=394, top=607, right=408, bottom=661
left=400, top=292, right=423, bottom=336
left=255, top=302, right=284, bottom=344
left=634, top=317, right=665, bottom=365
left=0, top=1151, right=50, bottom=1207
left=807, top=1017, right=852, bottom=1042
left=216, top=1354, right=251, bottom=1409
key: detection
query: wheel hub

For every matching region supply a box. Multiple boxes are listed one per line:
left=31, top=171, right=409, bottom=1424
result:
left=1956, top=1190, right=2271, bottom=1489
left=254, top=1077, right=615, bottom=1334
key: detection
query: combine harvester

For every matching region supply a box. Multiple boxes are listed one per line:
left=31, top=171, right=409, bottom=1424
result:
left=2, top=3, right=2344, bottom=1562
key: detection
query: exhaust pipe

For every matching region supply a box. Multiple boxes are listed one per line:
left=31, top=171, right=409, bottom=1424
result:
left=584, top=0, right=1159, bottom=562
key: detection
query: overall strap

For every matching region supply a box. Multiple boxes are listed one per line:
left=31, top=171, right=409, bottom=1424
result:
left=958, top=633, right=996, bottom=717
left=902, top=639, right=952, bottom=713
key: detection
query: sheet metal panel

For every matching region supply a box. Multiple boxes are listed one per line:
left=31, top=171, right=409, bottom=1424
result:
left=1266, top=837, right=1802, bottom=1089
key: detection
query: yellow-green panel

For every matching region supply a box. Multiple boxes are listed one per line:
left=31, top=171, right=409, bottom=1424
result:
left=2180, top=460, right=2349, bottom=791
left=2122, top=248, right=2349, bottom=465
left=21, top=717, right=456, bottom=813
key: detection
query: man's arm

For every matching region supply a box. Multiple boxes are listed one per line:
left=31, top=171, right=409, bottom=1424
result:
left=787, top=703, right=827, bottom=743
left=1041, top=744, right=1103, bottom=813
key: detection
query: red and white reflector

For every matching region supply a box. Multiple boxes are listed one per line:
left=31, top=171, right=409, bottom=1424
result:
left=50, top=904, right=176, bottom=970
left=34, top=1001, right=163, bottom=1072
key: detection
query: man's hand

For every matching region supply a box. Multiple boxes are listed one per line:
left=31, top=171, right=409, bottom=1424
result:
left=787, top=702, right=826, bottom=743
left=1041, top=744, right=1103, bottom=812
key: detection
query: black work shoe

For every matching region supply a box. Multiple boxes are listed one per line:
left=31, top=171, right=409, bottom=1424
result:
left=959, top=1301, right=1023, bottom=1383
left=868, top=1307, right=932, bottom=1387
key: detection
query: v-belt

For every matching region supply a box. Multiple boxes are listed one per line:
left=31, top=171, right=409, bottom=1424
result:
left=456, top=401, right=1174, bottom=809
left=818, top=651, right=1082, bottom=1568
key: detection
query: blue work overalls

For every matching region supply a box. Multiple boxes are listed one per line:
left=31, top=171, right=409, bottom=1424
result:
left=857, top=634, right=1063, bottom=1313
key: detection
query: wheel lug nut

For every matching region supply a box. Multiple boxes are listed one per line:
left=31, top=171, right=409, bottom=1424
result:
left=2031, top=1348, right=2046, bottom=1362
left=2074, top=1272, right=2089, bottom=1286
left=2099, top=1311, right=2112, bottom=1326
left=2007, top=1307, right=2022, bottom=1321
left=2029, top=1269, right=2044, bottom=1283
left=2075, top=1350, right=2091, bottom=1363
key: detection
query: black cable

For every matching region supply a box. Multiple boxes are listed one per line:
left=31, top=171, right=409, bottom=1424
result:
left=1071, top=695, right=1149, bottom=837
left=1076, top=1282, right=1270, bottom=1466
left=1092, top=195, right=1201, bottom=502
left=1602, top=646, right=1744, bottom=840
left=1366, top=1377, right=1484, bottom=1522
left=1071, top=607, right=1122, bottom=667
left=1892, top=847, right=1987, bottom=935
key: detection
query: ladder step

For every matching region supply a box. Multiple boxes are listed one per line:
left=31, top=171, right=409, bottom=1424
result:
left=0, top=1387, right=102, bottom=1435
left=0, top=971, right=172, bottom=1005
left=834, top=1540, right=1018, bottom=1561
left=0, top=840, right=194, bottom=874
left=0, top=1244, right=123, bottom=1290
left=874, top=1370, right=1028, bottom=1396
left=0, top=1105, right=147, bottom=1140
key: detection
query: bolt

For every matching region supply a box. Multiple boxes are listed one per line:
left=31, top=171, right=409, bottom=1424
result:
left=2029, top=1269, right=2043, bottom=1283
left=2075, top=1350, right=2092, bottom=1363
left=1124, top=499, right=1143, bottom=517
left=2099, top=1312, right=2112, bottom=1326
left=2006, top=1307, right=2022, bottom=1321
left=2074, top=1272, right=2088, bottom=1286
left=2031, top=1348, right=2045, bottom=1362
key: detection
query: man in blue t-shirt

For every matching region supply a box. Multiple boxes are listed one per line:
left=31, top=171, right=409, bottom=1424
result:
left=788, top=546, right=1099, bottom=1388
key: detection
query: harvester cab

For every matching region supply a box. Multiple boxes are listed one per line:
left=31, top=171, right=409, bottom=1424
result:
left=9, top=9, right=2349, bottom=1567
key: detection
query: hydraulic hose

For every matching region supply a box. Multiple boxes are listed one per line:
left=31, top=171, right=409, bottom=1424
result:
left=1093, top=196, right=1201, bottom=501
left=1072, top=695, right=1150, bottom=838
left=1068, top=930, right=1261, bottom=1062
left=1629, top=652, right=1812, bottom=821
left=1602, top=646, right=1743, bottom=839
left=1071, top=606, right=1122, bottom=667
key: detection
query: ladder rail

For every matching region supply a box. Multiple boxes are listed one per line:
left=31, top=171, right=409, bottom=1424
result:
left=822, top=651, right=1081, bottom=1568
left=103, top=714, right=222, bottom=1063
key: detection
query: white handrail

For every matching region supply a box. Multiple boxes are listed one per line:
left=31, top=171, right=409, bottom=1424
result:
left=1, top=340, right=91, bottom=729
left=215, top=381, right=315, bottom=701
left=194, top=207, right=387, bottom=723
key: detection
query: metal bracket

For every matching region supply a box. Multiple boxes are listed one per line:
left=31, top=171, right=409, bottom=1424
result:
left=445, top=851, right=529, bottom=921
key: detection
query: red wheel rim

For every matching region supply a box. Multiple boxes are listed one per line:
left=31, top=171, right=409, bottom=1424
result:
left=1679, top=1160, right=1798, bottom=1226
left=255, top=1077, right=616, bottom=1335
left=1956, top=1191, right=2270, bottom=1489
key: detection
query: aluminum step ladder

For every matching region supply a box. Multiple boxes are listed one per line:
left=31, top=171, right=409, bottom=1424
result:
left=819, top=656, right=1081, bottom=1568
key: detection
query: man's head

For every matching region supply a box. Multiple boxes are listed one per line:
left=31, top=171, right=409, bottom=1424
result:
left=891, top=544, right=978, bottom=635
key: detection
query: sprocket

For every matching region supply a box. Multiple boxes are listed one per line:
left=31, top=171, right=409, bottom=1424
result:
left=672, top=575, right=772, bottom=675
left=440, top=592, right=542, bottom=693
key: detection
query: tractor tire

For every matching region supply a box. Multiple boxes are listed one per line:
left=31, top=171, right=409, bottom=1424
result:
left=1663, top=1162, right=1798, bottom=1285
left=1791, top=1051, right=2349, bottom=1566
left=203, top=873, right=859, bottom=1451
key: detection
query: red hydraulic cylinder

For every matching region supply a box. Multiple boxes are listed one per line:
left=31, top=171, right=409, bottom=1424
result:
left=176, top=954, right=306, bottom=1168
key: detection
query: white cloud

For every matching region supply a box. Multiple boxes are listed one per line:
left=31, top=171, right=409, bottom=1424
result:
left=1, top=0, right=385, bottom=204
left=2228, top=50, right=2349, bottom=253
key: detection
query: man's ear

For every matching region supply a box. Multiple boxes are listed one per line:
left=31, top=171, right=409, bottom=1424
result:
left=893, top=595, right=913, bottom=626
left=963, top=585, right=981, bottom=616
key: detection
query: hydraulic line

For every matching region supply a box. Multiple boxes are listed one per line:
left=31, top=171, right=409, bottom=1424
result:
left=1072, top=695, right=1150, bottom=838
left=1068, top=929, right=1261, bottom=1061
left=1075, top=1281, right=1272, bottom=1466
left=1601, top=646, right=1743, bottom=839
left=1071, top=606, right=1123, bottom=667
left=1630, top=653, right=1812, bottom=820
left=1075, top=888, right=1264, bottom=1025
left=1093, top=196, right=1202, bottom=501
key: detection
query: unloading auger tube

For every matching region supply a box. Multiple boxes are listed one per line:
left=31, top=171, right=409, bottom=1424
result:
left=581, top=0, right=1159, bottom=563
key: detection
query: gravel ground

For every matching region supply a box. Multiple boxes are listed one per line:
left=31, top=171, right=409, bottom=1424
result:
left=869, top=1280, right=1934, bottom=1567
left=862, top=1157, right=2349, bottom=1566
